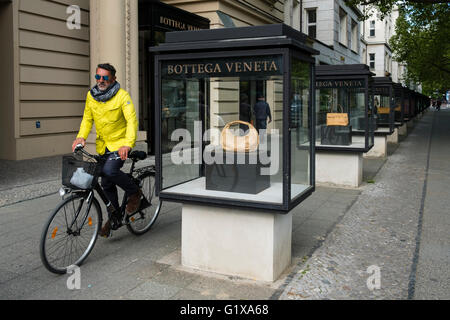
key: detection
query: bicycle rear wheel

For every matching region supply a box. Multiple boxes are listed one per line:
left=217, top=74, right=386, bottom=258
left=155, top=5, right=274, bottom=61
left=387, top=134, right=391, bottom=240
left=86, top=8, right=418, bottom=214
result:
left=127, top=172, right=162, bottom=235
left=39, top=194, right=102, bottom=274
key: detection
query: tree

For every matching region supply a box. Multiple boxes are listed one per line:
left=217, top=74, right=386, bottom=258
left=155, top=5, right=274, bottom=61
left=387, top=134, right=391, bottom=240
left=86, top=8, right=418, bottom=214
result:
left=345, top=1, right=449, bottom=19
left=389, top=3, right=450, bottom=95
left=345, top=1, right=450, bottom=95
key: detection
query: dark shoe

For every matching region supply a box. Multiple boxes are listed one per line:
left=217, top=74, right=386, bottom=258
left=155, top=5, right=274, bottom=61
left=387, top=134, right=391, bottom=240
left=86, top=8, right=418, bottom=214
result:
left=99, top=220, right=112, bottom=238
left=126, top=189, right=142, bottom=216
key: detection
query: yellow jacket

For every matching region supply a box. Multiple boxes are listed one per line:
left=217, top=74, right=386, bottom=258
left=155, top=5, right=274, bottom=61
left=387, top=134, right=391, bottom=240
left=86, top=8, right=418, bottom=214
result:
left=77, top=88, right=138, bottom=155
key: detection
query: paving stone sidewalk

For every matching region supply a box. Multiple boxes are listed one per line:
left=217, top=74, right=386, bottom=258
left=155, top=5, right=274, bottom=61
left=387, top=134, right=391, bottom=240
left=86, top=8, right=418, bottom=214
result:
left=277, top=110, right=449, bottom=299
left=1, top=110, right=447, bottom=300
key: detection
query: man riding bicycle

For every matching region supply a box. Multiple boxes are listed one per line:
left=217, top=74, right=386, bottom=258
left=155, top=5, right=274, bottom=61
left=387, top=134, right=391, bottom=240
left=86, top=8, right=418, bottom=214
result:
left=72, top=63, right=141, bottom=237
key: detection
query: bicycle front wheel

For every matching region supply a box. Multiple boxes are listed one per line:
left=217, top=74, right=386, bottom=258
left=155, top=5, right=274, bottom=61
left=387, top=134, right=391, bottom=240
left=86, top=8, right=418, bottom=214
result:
left=127, top=172, right=162, bottom=235
left=39, top=194, right=102, bottom=274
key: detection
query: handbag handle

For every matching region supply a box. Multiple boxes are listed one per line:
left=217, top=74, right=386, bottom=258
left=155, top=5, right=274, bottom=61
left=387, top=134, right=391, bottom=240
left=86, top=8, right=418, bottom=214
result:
left=328, top=104, right=345, bottom=113
left=220, top=120, right=259, bottom=152
left=222, top=120, right=257, bottom=131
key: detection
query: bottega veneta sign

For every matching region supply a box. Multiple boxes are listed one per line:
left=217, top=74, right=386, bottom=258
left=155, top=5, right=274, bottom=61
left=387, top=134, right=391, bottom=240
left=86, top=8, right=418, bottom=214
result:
left=159, top=16, right=202, bottom=31
left=316, top=79, right=365, bottom=88
left=162, top=55, right=283, bottom=78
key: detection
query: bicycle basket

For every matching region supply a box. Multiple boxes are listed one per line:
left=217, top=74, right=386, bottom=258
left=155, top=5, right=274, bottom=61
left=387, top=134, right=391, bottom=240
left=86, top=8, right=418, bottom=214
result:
left=62, top=155, right=102, bottom=190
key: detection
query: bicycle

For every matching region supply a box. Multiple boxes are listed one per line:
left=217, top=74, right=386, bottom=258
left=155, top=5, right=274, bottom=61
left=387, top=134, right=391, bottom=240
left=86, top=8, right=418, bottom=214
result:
left=39, top=145, right=162, bottom=274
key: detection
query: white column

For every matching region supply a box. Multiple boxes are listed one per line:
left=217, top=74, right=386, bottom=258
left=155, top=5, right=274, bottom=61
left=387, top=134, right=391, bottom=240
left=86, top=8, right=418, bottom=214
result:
left=316, top=151, right=363, bottom=188
left=88, top=0, right=145, bottom=153
left=387, top=128, right=399, bottom=144
left=364, top=135, right=387, bottom=158
left=182, top=204, right=292, bottom=282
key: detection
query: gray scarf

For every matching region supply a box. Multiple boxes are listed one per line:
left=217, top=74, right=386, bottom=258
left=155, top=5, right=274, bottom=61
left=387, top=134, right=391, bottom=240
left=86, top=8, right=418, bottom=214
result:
left=90, top=81, right=121, bottom=102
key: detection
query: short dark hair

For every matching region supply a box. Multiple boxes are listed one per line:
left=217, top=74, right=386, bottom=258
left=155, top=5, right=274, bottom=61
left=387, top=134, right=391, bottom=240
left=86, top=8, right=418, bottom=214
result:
left=97, top=63, right=116, bottom=77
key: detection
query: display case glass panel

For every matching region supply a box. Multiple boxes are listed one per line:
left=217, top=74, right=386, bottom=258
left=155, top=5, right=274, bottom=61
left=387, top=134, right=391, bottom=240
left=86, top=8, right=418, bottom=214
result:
left=393, top=84, right=404, bottom=125
left=152, top=24, right=318, bottom=212
left=290, top=57, right=312, bottom=200
left=315, top=65, right=374, bottom=152
left=373, top=77, right=395, bottom=134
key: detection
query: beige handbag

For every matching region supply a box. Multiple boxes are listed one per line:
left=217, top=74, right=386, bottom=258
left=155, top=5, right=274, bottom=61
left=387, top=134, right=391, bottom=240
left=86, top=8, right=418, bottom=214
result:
left=220, top=120, right=259, bottom=152
left=326, top=104, right=349, bottom=126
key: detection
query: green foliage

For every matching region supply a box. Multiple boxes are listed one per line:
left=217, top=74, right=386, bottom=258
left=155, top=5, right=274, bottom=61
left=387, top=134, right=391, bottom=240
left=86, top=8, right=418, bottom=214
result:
left=390, top=3, right=450, bottom=94
left=345, top=1, right=450, bottom=94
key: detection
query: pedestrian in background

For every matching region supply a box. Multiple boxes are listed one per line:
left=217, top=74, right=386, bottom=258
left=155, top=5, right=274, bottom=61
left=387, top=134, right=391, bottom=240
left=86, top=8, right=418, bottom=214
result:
left=253, top=94, right=272, bottom=134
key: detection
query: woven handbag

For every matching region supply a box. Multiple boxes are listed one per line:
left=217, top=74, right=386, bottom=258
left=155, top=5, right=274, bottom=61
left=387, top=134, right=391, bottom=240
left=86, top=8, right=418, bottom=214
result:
left=326, top=104, right=349, bottom=126
left=220, top=120, right=259, bottom=152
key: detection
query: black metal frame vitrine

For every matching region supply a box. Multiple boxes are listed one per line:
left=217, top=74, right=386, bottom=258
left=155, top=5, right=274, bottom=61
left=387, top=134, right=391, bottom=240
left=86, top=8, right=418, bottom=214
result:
left=373, top=77, right=395, bottom=135
left=393, top=83, right=405, bottom=126
left=315, top=64, right=375, bottom=152
left=150, top=24, right=319, bottom=213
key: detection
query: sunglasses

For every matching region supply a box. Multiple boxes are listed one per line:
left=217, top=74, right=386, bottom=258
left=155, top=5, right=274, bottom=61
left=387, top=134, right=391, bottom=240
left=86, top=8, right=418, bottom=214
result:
left=95, top=74, right=110, bottom=81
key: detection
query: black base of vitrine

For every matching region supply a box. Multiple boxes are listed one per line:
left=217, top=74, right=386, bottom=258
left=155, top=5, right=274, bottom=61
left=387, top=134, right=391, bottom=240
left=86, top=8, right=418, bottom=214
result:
left=205, top=151, right=271, bottom=194
left=320, top=125, right=352, bottom=145
left=377, top=114, right=390, bottom=125
left=358, top=117, right=378, bottom=131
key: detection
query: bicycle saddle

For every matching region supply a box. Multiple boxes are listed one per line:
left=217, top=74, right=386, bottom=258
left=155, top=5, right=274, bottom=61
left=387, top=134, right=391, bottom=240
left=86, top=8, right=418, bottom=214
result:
left=129, top=151, right=147, bottom=161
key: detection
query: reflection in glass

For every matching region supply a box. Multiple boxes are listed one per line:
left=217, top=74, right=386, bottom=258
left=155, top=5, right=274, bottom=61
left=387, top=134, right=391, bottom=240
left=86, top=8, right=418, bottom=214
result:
left=159, top=57, right=293, bottom=205
left=291, top=58, right=311, bottom=200
left=315, top=81, right=370, bottom=149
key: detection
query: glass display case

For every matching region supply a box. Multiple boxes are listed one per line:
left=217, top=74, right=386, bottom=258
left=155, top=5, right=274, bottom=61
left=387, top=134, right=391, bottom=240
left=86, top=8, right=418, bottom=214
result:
left=151, top=24, right=319, bottom=212
left=404, top=88, right=412, bottom=122
left=373, top=77, right=395, bottom=135
left=393, top=83, right=405, bottom=125
left=315, top=64, right=375, bottom=152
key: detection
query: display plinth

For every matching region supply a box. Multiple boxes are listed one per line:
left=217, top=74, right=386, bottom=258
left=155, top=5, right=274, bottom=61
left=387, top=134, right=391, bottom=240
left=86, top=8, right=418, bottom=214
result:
left=387, top=128, right=399, bottom=144
left=398, top=124, right=407, bottom=136
left=182, top=204, right=292, bottom=282
left=364, top=136, right=387, bottom=158
left=320, top=125, right=352, bottom=145
left=205, top=151, right=270, bottom=194
left=316, top=151, right=362, bottom=187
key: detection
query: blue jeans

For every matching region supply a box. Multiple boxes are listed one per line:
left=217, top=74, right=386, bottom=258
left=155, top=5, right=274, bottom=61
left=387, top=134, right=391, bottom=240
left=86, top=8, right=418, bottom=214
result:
left=100, top=148, right=138, bottom=211
left=255, top=119, right=267, bottom=132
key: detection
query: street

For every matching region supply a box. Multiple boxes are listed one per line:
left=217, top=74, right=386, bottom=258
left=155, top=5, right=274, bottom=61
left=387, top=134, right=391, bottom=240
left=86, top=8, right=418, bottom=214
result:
left=0, top=109, right=448, bottom=300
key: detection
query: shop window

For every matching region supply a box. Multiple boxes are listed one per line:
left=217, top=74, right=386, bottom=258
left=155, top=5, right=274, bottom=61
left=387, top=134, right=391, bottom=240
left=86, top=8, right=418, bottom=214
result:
left=369, top=20, right=375, bottom=37
left=339, top=8, right=348, bottom=46
left=369, top=53, right=375, bottom=69
left=351, top=20, right=358, bottom=52
left=307, top=9, right=317, bottom=39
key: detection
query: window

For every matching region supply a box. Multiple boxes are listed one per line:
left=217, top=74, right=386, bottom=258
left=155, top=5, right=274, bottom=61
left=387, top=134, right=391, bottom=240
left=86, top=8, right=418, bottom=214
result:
left=369, top=20, right=375, bottom=37
left=339, top=9, right=348, bottom=45
left=351, top=20, right=358, bottom=52
left=307, top=9, right=317, bottom=39
left=369, top=53, right=375, bottom=69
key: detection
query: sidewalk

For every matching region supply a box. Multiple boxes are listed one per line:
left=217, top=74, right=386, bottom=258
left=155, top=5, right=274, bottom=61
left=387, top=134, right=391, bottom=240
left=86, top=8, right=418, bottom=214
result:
left=0, top=109, right=448, bottom=299
left=278, top=109, right=449, bottom=299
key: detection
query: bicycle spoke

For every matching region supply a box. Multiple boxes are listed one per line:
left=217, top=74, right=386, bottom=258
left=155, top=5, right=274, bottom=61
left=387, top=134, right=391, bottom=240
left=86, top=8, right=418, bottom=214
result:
left=41, top=194, right=100, bottom=273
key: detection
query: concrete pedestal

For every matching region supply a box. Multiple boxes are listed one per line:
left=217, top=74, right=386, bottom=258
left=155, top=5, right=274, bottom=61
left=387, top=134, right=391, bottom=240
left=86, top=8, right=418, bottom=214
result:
left=316, top=151, right=363, bottom=188
left=387, top=128, right=399, bottom=144
left=407, top=120, right=414, bottom=130
left=364, top=136, right=387, bottom=158
left=182, top=204, right=292, bottom=282
left=398, top=124, right=407, bottom=136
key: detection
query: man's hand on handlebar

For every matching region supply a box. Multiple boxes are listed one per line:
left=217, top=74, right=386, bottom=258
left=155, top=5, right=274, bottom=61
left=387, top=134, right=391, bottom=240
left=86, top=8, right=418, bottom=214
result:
left=118, top=146, right=131, bottom=161
left=72, top=137, right=86, bottom=152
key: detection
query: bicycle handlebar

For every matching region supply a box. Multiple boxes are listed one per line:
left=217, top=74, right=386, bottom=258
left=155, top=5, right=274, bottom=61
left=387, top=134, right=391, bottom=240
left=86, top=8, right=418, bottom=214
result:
left=74, top=144, right=100, bottom=161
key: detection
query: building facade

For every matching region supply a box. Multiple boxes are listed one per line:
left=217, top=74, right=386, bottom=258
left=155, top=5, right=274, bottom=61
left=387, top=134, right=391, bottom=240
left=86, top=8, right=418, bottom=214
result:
left=361, top=5, right=394, bottom=77
left=284, top=0, right=363, bottom=65
left=0, top=0, right=285, bottom=160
